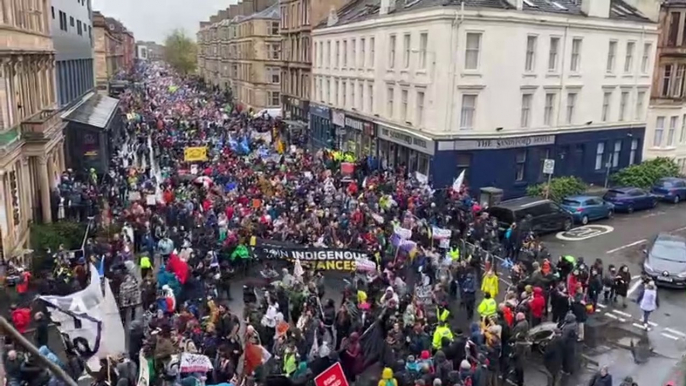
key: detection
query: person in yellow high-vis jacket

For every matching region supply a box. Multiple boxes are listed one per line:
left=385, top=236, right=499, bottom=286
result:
left=481, top=270, right=499, bottom=300
left=432, top=322, right=453, bottom=350
left=477, top=292, right=497, bottom=319
left=448, top=247, right=460, bottom=261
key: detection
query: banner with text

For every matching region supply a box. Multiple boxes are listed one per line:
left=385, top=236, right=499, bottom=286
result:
left=254, top=238, right=374, bottom=271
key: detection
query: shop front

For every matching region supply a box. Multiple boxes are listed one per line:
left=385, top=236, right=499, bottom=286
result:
left=341, top=114, right=377, bottom=159
left=377, top=123, right=434, bottom=176
left=283, top=96, right=309, bottom=123
left=308, top=103, right=333, bottom=150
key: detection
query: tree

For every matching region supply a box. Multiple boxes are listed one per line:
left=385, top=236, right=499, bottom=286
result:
left=611, top=157, right=680, bottom=189
left=526, top=176, right=587, bottom=202
left=163, top=29, right=197, bottom=75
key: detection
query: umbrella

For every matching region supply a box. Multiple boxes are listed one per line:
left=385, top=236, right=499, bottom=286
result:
left=193, top=176, right=213, bottom=188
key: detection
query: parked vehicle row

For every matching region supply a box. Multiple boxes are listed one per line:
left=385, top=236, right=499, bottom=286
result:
left=486, top=177, right=686, bottom=234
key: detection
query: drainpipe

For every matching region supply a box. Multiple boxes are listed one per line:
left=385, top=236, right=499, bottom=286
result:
left=554, top=19, right=571, bottom=127
left=445, top=2, right=464, bottom=137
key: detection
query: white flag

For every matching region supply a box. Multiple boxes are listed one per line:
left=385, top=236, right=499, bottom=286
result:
left=452, top=170, right=465, bottom=192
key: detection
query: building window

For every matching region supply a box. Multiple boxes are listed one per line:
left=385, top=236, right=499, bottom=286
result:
left=636, top=91, right=645, bottom=120
left=668, top=11, right=680, bottom=46
left=624, top=42, right=635, bottom=73
left=401, top=89, right=409, bottom=121
left=630, top=139, right=638, bottom=164
left=51, top=6, right=54, bottom=19
left=403, top=34, right=411, bottom=68
left=335, top=40, right=339, bottom=68
left=370, top=37, right=375, bottom=67
left=271, top=22, right=279, bottom=35
left=669, top=116, right=678, bottom=146
left=388, top=34, right=396, bottom=69
left=387, top=87, right=394, bottom=118
left=326, top=78, right=331, bottom=103
left=619, top=91, right=629, bottom=121
left=360, top=38, right=366, bottom=68
left=612, top=140, right=622, bottom=168
left=515, top=150, right=526, bottom=181
left=525, top=35, right=536, bottom=72
left=570, top=38, right=582, bottom=72
left=548, top=37, right=560, bottom=72
left=566, top=92, right=577, bottom=124
left=641, top=43, right=652, bottom=74
left=602, top=91, right=611, bottom=122
left=682, top=115, right=686, bottom=143
left=77, top=20, right=82, bottom=35
left=368, top=84, right=374, bottom=113
left=416, top=90, right=425, bottom=126
left=357, top=81, right=363, bottom=110
left=351, top=80, right=356, bottom=108
left=351, top=39, right=356, bottom=68
left=465, top=32, right=481, bottom=70
left=654, top=116, right=665, bottom=147
left=326, top=41, right=331, bottom=68
left=595, top=142, right=605, bottom=170
left=544, top=93, right=555, bottom=126
left=70, top=16, right=74, bottom=27
left=520, top=94, right=532, bottom=128
left=607, top=40, right=617, bottom=73
left=269, top=91, right=280, bottom=107
left=460, top=94, right=476, bottom=130
left=419, top=32, right=428, bottom=70
left=59, top=11, right=67, bottom=31
left=268, top=67, right=280, bottom=84
left=269, top=44, right=280, bottom=60
left=342, top=81, right=347, bottom=107
left=342, top=40, right=347, bottom=68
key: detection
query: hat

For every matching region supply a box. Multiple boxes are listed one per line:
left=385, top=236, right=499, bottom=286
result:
left=420, top=350, right=431, bottom=360
left=460, top=360, right=471, bottom=370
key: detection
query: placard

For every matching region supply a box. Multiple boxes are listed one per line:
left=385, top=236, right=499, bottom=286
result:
left=179, top=353, right=214, bottom=373
left=414, top=284, right=433, bottom=305
left=314, top=362, right=349, bottom=386
left=184, top=146, right=208, bottom=162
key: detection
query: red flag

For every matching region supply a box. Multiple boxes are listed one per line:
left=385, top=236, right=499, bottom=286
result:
left=167, top=252, right=189, bottom=284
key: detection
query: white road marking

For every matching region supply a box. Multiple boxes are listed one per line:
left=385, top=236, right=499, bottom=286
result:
left=670, top=226, right=686, bottom=233
left=604, top=313, right=618, bottom=319
left=632, top=323, right=648, bottom=330
left=627, top=279, right=643, bottom=297
left=606, top=239, right=647, bottom=254
left=596, top=303, right=606, bottom=309
left=612, top=309, right=633, bottom=318
left=648, top=321, right=658, bottom=327
left=556, top=225, right=614, bottom=241
left=664, top=328, right=686, bottom=337
left=619, top=318, right=627, bottom=322
left=639, top=211, right=666, bottom=218
left=661, top=333, right=680, bottom=340
left=631, top=275, right=642, bottom=280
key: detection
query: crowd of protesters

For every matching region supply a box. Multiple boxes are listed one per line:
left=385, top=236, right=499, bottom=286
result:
left=0, top=62, right=654, bottom=386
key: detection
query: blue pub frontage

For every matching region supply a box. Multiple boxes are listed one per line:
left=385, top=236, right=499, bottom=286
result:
left=430, top=127, right=646, bottom=199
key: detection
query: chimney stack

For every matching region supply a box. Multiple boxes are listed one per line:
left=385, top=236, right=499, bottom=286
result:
left=581, top=0, right=610, bottom=18
left=504, top=0, right=524, bottom=11
left=380, top=0, right=391, bottom=15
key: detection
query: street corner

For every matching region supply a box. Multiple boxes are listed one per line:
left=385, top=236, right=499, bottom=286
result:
left=555, top=225, right=614, bottom=241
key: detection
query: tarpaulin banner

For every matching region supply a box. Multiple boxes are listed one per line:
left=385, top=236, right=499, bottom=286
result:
left=183, top=146, right=208, bottom=162
left=253, top=238, right=373, bottom=271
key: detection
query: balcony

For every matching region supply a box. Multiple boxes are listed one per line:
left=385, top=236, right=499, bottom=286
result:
left=21, top=109, right=64, bottom=143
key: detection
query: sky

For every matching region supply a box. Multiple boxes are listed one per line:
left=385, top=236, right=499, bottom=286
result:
left=91, top=0, right=236, bottom=43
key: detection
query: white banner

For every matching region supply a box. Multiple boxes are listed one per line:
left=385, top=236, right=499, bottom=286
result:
left=394, top=226, right=412, bottom=240
left=431, top=227, right=452, bottom=240
left=40, top=265, right=125, bottom=369
left=138, top=351, right=150, bottom=386
left=414, top=284, right=433, bottom=305
left=180, top=353, right=214, bottom=373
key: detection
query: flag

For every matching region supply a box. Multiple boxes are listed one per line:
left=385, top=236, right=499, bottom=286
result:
left=452, top=170, right=465, bottom=192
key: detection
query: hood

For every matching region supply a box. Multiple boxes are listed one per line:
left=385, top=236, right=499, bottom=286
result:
left=420, top=350, right=431, bottom=360
left=470, top=322, right=480, bottom=333
left=382, top=367, right=394, bottom=380
left=533, top=287, right=543, bottom=297
left=564, top=313, right=577, bottom=324
left=434, top=350, right=446, bottom=363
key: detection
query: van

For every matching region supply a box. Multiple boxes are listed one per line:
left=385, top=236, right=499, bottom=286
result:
left=487, top=197, right=574, bottom=236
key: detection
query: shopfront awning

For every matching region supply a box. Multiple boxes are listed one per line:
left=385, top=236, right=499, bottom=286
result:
left=63, top=93, right=120, bottom=130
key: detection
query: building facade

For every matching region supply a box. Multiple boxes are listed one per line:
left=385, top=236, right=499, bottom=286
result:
left=0, top=0, right=68, bottom=258
left=644, top=0, right=686, bottom=172
left=50, top=0, right=95, bottom=108
left=312, top=0, right=659, bottom=197
left=92, top=11, right=125, bottom=89
left=136, top=40, right=164, bottom=61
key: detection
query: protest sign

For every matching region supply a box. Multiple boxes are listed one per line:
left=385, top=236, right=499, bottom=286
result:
left=432, top=227, right=452, bottom=240
left=394, top=226, right=412, bottom=240
left=254, top=238, right=373, bottom=271
left=138, top=351, right=150, bottom=386
left=184, top=146, right=208, bottom=162
left=414, top=284, right=433, bottom=305
left=314, top=362, right=349, bottom=386
left=179, top=353, right=214, bottom=373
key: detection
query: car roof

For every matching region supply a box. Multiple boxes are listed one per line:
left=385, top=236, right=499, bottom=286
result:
left=656, top=177, right=684, bottom=182
left=496, top=197, right=551, bottom=209
left=564, top=195, right=599, bottom=201
left=655, top=233, right=686, bottom=244
left=608, top=187, right=637, bottom=193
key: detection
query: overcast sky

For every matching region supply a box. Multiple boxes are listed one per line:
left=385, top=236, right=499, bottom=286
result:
left=91, top=0, right=236, bottom=43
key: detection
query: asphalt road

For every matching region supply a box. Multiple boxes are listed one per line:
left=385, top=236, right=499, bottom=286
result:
left=539, top=203, right=686, bottom=385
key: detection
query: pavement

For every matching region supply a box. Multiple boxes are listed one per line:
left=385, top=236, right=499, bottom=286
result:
left=538, top=202, right=686, bottom=385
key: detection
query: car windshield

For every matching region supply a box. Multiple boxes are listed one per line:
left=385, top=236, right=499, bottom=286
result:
left=561, top=199, right=580, bottom=207
left=657, top=179, right=674, bottom=188
left=650, top=238, right=686, bottom=263
left=604, top=190, right=622, bottom=198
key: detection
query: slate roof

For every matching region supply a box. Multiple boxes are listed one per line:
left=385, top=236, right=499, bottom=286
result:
left=244, top=3, right=280, bottom=20
left=325, top=0, right=650, bottom=28
left=64, top=94, right=120, bottom=130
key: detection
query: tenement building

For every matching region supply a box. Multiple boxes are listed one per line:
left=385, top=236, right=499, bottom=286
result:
left=92, top=11, right=128, bottom=90
left=312, top=0, right=659, bottom=197
left=279, top=0, right=349, bottom=130
left=0, top=0, right=68, bottom=257
left=644, top=0, right=686, bottom=173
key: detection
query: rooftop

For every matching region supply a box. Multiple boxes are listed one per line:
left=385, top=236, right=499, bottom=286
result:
left=323, top=0, right=650, bottom=28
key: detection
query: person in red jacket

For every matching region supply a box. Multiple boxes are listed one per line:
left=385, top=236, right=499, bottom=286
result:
left=529, top=287, right=546, bottom=327
left=10, top=305, right=31, bottom=334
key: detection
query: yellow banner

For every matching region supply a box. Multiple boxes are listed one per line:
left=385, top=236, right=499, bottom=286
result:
left=184, top=147, right=208, bottom=162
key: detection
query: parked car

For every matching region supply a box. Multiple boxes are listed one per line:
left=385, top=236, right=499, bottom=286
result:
left=643, top=233, right=686, bottom=288
left=602, top=187, right=658, bottom=213
left=651, top=177, right=686, bottom=204
left=560, top=195, right=614, bottom=225
left=487, top=197, right=574, bottom=236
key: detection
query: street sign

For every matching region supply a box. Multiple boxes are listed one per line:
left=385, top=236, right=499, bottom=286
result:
left=314, top=363, right=349, bottom=386
left=543, top=159, right=555, bottom=174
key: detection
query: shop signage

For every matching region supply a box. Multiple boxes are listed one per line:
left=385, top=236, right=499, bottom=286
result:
left=345, top=117, right=374, bottom=136
left=332, top=110, right=345, bottom=127
left=452, top=135, right=556, bottom=151
left=378, top=124, right=435, bottom=155
left=310, top=103, right=330, bottom=119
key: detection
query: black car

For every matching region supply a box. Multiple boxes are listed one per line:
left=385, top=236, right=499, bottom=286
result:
left=487, top=197, right=574, bottom=236
left=643, top=233, right=686, bottom=287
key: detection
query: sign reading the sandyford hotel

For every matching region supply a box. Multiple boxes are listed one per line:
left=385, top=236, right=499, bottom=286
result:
left=453, top=135, right=556, bottom=150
